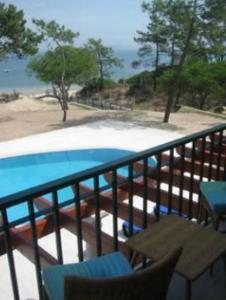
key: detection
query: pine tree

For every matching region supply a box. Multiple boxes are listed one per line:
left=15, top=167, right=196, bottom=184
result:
left=201, top=0, right=226, bottom=62
left=0, top=3, right=41, bottom=60
left=85, top=39, right=122, bottom=91
left=134, top=0, right=168, bottom=91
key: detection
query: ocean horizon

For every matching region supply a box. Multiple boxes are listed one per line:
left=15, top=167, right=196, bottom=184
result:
left=0, top=49, right=169, bottom=94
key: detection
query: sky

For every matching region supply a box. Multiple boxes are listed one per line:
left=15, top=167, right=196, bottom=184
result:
left=5, top=0, right=148, bottom=50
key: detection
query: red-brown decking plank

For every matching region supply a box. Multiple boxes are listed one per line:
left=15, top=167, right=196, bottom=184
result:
left=33, top=198, right=127, bottom=259
left=0, top=216, right=57, bottom=265
left=202, top=138, right=226, bottom=154
left=134, top=177, right=198, bottom=217
left=0, top=207, right=129, bottom=265
left=162, top=153, right=225, bottom=180
left=134, top=161, right=200, bottom=194
left=100, top=192, right=156, bottom=227
left=0, top=185, right=133, bottom=256
left=78, top=184, right=156, bottom=228
left=35, top=189, right=156, bottom=233
left=200, top=150, right=226, bottom=167
left=104, top=173, right=199, bottom=217
left=9, top=229, right=58, bottom=267
left=180, top=145, right=226, bottom=167
left=0, top=203, right=89, bottom=256
left=183, top=158, right=224, bottom=180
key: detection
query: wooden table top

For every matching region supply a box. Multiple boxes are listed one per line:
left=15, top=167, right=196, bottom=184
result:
left=126, top=215, right=226, bottom=281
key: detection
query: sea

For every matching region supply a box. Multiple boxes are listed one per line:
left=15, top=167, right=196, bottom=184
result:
left=0, top=49, right=170, bottom=94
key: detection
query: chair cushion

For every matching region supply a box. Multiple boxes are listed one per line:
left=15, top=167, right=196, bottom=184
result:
left=43, top=252, right=133, bottom=300
left=122, top=221, right=142, bottom=237
left=200, top=182, right=226, bottom=214
left=156, top=205, right=187, bottom=217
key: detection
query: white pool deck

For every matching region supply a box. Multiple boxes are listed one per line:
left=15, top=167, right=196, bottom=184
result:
left=0, top=120, right=225, bottom=300
left=0, top=119, right=182, bottom=159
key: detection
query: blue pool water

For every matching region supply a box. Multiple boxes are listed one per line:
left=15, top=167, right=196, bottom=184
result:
left=0, top=148, right=135, bottom=223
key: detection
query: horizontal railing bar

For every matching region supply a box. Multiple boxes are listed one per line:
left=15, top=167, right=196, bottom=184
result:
left=0, top=169, right=145, bottom=213
left=0, top=173, right=144, bottom=231
left=0, top=124, right=225, bottom=210
left=0, top=196, right=83, bottom=232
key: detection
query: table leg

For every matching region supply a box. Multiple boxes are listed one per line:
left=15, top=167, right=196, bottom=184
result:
left=43, top=286, right=49, bottom=300
left=209, top=264, right=214, bottom=276
left=222, top=255, right=226, bottom=275
left=197, top=205, right=202, bottom=224
left=186, top=279, right=192, bottom=300
left=130, top=251, right=138, bottom=268
left=204, top=211, right=209, bottom=226
left=213, top=217, right=220, bottom=231
left=142, top=257, right=147, bottom=268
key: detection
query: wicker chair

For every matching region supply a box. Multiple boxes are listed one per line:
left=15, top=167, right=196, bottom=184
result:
left=43, top=248, right=182, bottom=300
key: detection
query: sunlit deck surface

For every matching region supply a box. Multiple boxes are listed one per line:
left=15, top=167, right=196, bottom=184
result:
left=0, top=119, right=181, bottom=159
left=1, top=120, right=226, bottom=300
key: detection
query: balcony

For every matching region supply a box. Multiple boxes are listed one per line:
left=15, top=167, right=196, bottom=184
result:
left=0, top=124, right=226, bottom=300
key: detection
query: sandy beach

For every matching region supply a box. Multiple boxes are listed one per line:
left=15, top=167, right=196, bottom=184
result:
left=0, top=93, right=225, bottom=142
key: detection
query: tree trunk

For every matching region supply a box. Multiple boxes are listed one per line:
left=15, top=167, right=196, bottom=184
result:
left=164, top=86, right=174, bottom=123
left=153, top=42, right=160, bottom=92
left=199, top=93, right=208, bottom=110
left=62, top=109, right=67, bottom=122
left=163, top=0, right=197, bottom=123
left=98, top=53, right=104, bottom=91
left=60, top=46, right=69, bottom=122
left=170, top=36, right=175, bottom=67
left=62, top=91, right=69, bottom=122
left=61, top=100, right=68, bottom=122
left=174, top=85, right=182, bottom=108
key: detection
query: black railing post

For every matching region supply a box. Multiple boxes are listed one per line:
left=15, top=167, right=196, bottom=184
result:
left=199, top=137, right=206, bottom=183
left=188, top=141, right=196, bottom=220
left=155, top=154, right=162, bottom=221
left=142, top=158, right=148, bottom=229
left=94, top=176, right=102, bottom=256
left=74, top=182, right=84, bottom=262
left=208, top=134, right=215, bottom=181
left=2, top=209, right=20, bottom=300
left=112, top=169, right=118, bottom=251
left=178, top=144, right=185, bottom=216
left=223, top=134, right=226, bottom=181
left=52, top=191, right=63, bottom=264
left=28, top=200, right=43, bottom=300
left=197, top=137, right=206, bottom=223
left=168, top=148, right=174, bottom=214
left=216, top=131, right=223, bottom=180
left=128, top=164, right=134, bottom=237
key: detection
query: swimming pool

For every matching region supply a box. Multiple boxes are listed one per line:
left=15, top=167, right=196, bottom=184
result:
left=0, top=148, right=135, bottom=222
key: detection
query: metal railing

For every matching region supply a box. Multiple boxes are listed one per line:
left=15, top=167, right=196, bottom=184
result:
left=73, top=97, right=132, bottom=111
left=0, top=124, right=226, bottom=300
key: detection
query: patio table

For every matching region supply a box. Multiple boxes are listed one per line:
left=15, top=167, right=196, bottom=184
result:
left=126, top=215, right=226, bottom=300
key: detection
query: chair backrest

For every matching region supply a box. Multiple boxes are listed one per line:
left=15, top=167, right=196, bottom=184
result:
left=64, top=247, right=182, bottom=300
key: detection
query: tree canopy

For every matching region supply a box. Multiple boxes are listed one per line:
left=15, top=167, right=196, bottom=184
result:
left=29, top=46, right=97, bottom=86
left=85, top=38, right=122, bottom=90
left=0, top=2, right=41, bottom=59
left=135, top=0, right=226, bottom=121
left=30, top=19, right=81, bottom=121
left=32, top=19, right=78, bottom=47
left=29, top=45, right=98, bottom=121
left=161, top=59, right=226, bottom=110
left=127, top=71, right=153, bottom=102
